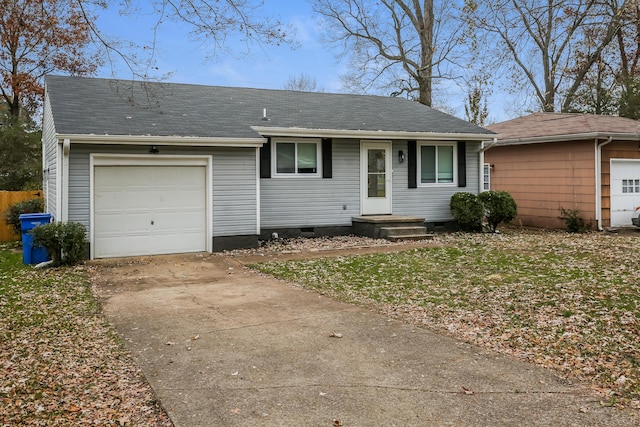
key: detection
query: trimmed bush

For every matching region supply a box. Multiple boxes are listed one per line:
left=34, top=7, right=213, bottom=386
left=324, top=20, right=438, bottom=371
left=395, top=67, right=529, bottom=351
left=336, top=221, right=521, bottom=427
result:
left=450, top=192, right=484, bottom=232
left=30, top=221, right=88, bottom=266
left=3, top=198, right=44, bottom=236
left=559, top=208, right=587, bottom=233
left=478, top=190, right=517, bottom=232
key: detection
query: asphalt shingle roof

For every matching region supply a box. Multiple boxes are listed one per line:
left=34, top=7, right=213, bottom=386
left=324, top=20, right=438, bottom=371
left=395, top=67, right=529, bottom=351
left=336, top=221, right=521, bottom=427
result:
left=45, top=75, right=493, bottom=139
left=487, top=112, right=640, bottom=143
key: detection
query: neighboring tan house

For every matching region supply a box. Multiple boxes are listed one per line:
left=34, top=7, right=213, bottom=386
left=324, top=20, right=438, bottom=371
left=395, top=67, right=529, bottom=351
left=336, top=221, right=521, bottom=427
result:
left=42, top=75, right=495, bottom=258
left=485, top=112, right=640, bottom=230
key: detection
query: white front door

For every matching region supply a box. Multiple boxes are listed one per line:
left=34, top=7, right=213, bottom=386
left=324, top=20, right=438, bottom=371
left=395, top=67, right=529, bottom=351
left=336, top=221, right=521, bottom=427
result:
left=361, top=141, right=392, bottom=215
left=610, top=159, right=640, bottom=227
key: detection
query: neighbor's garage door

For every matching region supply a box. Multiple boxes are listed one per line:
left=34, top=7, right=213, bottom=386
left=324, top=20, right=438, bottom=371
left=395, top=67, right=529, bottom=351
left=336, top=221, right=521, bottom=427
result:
left=94, top=165, right=207, bottom=258
left=610, top=159, right=640, bottom=227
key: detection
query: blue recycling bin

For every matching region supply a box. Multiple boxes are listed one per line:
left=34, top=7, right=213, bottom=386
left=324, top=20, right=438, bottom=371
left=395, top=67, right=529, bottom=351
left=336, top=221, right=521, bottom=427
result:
left=19, top=213, right=52, bottom=265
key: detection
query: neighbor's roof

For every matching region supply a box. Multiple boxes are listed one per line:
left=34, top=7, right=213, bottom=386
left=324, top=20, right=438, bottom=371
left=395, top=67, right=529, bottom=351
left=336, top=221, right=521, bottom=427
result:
left=44, top=75, right=493, bottom=142
left=487, top=112, right=640, bottom=145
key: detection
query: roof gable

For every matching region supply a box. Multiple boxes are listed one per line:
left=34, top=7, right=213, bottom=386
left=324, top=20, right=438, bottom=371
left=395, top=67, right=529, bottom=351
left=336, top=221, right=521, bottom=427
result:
left=44, top=75, right=493, bottom=140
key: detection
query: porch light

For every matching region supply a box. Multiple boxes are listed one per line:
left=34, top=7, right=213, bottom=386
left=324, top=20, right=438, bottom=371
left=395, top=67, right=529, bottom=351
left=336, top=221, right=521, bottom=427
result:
left=149, top=146, right=159, bottom=154
left=398, top=150, right=405, bottom=163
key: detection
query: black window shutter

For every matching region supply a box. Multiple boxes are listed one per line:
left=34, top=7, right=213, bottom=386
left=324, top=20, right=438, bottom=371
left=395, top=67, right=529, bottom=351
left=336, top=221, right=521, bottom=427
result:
left=408, top=140, right=417, bottom=188
left=457, top=141, right=466, bottom=187
left=260, top=138, right=271, bottom=178
left=322, top=138, right=332, bottom=178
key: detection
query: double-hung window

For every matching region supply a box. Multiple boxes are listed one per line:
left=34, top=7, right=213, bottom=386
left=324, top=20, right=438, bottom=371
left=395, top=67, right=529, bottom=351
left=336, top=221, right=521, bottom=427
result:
left=273, top=139, right=321, bottom=177
left=418, top=142, right=457, bottom=185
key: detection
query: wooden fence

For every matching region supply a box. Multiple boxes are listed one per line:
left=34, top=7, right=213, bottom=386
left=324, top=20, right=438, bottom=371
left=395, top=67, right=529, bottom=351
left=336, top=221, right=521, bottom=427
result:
left=0, top=190, right=43, bottom=242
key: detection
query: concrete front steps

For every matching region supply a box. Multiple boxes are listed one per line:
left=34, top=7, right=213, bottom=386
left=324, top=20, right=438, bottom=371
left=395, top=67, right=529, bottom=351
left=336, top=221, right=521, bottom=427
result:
left=352, top=215, right=434, bottom=242
left=380, top=226, right=433, bottom=242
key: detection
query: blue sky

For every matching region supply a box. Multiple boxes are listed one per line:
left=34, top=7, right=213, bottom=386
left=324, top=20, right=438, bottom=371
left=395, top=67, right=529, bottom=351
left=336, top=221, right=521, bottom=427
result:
left=94, top=1, right=508, bottom=122
left=96, top=2, right=346, bottom=90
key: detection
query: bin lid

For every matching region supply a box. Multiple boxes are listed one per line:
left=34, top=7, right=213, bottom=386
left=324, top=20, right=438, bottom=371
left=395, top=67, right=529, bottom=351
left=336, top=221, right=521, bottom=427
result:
left=19, top=213, right=52, bottom=220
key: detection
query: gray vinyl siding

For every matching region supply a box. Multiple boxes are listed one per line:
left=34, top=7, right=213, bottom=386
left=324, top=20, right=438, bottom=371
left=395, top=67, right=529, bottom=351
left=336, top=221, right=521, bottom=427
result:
left=261, top=139, right=483, bottom=227
left=392, top=140, right=482, bottom=221
left=41, top=92, right=58, bottom=218
left=260, top=139, right=360, bottom=228
left=68, top=149, right=90, bottom=226
left=212, top=148, right=258, bottom=236
left=67, top=144, right=257, bottom=237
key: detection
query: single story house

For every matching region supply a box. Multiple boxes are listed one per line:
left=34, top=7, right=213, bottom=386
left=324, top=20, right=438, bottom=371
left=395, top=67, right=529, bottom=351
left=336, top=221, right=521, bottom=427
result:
left=42, top=75, right=495, bottom=258
left=485, top=112, right=640, bottom=230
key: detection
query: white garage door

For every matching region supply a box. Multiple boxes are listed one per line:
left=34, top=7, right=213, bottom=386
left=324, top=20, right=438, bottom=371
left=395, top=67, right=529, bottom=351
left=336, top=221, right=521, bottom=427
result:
left=94, top=165, right=207, bottom=258
left=610, top=159, right=640, bottom=227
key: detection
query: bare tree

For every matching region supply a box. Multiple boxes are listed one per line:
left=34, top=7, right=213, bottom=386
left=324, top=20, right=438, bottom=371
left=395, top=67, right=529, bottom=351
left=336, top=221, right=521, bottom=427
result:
left=284, top=73, right=321, bottom=91
left=465, top=0, right=626, bottom=112
left=568, top=59, right=619, bottom=115
left=556, top=0, right=640, bottom=115
left=608, top=0, right=640, bottom=117
left=0, top=0, right=293, bottom=114
left=77, top=0, right=293, bottom=79
left=464, top=78, right=490, bottom=126
left=312, top=0, right=465, bottom=106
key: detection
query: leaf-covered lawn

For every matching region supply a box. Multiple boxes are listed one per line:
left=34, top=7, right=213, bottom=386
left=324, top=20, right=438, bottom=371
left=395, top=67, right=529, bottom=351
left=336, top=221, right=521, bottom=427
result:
left=0, top=244, right=171, bottom=426
left=252, top=231, right=640, bottom=407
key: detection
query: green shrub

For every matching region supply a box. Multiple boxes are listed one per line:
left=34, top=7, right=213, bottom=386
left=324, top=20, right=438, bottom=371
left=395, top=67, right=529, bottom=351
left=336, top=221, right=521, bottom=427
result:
left=450, top=192, right=484, bottom=232
left=559, top=208, right=587, bottom=233
left=30, top=221, right=87, bottom=266
left=3, top=198, right=44, bottom=236
left=478, top=190, right=518, bottom=232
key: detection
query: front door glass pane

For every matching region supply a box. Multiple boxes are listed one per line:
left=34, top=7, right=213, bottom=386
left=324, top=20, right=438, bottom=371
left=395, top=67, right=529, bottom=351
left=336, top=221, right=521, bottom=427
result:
left=367, top=149, right=386, bottom=197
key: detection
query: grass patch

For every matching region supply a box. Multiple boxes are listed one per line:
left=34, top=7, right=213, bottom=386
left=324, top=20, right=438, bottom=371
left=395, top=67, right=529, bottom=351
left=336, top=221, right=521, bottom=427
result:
left=0, top=243, right=171, bottom=425
left=252, top=231, right=640, bottom=404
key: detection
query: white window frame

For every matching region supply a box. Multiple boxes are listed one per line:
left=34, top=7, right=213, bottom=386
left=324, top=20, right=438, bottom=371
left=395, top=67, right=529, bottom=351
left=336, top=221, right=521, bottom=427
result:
left=271, top=138, right=322, bottom=178
left=417, top=141, right=457, bottom=187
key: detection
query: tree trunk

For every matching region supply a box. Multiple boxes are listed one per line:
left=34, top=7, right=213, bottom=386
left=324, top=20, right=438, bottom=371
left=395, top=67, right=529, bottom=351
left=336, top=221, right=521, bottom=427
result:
left=10, top=94, right=20, bottom=119
left=418, top=0, right=434, bottom=107
left=417, top=71, right=432, bottom=106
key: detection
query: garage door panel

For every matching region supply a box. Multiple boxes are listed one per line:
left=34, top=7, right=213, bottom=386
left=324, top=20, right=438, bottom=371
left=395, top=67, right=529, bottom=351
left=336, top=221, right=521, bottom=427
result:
left=610, top=160, right=640, bottom=227
left=170, top=191, right=205, bottom=207
left=96, top=211, right=151, bottom=234
left=150, top=233, right=203, bottom=254
left=95, top=235, right=152, bottom=258
left=94, top=165, right=207, bottom=258
left=154, top=211, right=204, bottom=229
left=152, top=213, right=204, bottom=236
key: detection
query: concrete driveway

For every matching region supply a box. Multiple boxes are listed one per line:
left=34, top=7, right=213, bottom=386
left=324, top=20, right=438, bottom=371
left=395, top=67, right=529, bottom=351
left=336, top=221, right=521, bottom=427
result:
left=92, top=251, right=638, bottom=427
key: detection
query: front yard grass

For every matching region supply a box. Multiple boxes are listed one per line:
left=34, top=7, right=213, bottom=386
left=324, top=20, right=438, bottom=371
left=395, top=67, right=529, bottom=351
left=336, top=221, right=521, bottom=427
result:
left=252, top=231, right=640, bottom=406
left=0, top=243, right=171, bottom=426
